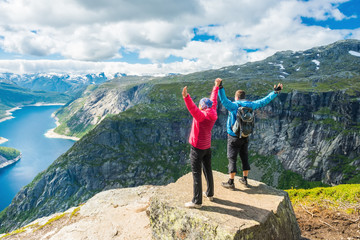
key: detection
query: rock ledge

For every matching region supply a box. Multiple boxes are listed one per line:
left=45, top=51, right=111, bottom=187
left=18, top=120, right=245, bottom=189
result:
left=150, top=171, right=301, bottom=240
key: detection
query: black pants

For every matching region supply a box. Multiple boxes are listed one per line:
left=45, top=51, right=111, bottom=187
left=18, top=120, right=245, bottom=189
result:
left=227, top=134, right=250, bottom=173
left=190, top=146, right=214, bottom=205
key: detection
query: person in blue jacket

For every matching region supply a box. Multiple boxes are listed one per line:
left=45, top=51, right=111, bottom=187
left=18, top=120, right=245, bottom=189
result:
left=218, top=79, right=283, bottom=189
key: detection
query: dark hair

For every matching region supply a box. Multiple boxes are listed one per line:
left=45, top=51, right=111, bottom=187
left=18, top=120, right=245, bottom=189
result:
left=235, top=90, right=245, bottom=99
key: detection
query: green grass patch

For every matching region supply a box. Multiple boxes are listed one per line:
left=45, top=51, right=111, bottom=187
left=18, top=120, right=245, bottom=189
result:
left=70, top=206, right=81, bottom=219
left=35, top=213, right=66, bottom=231
left=0, top=147, right=20, bottom=160
left=286, top=184, right=360, bottom=214
left=0, top=226, right=27, bottom=239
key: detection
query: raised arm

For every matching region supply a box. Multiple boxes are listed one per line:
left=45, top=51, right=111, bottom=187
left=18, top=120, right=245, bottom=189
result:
left=251, top=83, right=283, bottom=109
left=218, top=86, right=238, bottom=112
left=210, top=78, right=221, bottom=110
left=183, top=86, right=206, bottom=122
left=250, top=92, right=277, bottom=109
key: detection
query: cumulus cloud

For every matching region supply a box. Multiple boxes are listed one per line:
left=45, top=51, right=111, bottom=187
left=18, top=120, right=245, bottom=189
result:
left=73, top=0, right=202, bottom=22
left=299, top=0, right=350, bottom=21
left=0, top=0, right=358, bottom=75
left=0, top=59, right=208, bottom=76
left=225, top=1, right=349, bottom=52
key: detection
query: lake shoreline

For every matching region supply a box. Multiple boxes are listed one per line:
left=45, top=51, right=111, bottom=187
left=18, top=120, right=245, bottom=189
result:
left=0, top=154, right=22, bottom=169
left=0, top=137, right=8, bottom=145
left=44, top=114, right=80, bottom=141
left=0, top=105, right=76, bottom=211
left=0, top=103, right=66, bottom=123
left=0, top=107, right=21, bottom=123
left=0, top=103, right=68, bottom=142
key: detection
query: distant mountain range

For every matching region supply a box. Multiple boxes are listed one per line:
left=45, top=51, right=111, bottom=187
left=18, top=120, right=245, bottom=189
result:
left=0, top=82, right=71, bottom=119
left=0, top=72, right=126, bottom=94
left=0, top=39, right=359, bottom=233
left=0, top=72, right=129, bottom=119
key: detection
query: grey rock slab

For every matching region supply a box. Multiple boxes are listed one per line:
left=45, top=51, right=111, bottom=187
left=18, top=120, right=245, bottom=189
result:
left=150, top=171, right=301, bottom=240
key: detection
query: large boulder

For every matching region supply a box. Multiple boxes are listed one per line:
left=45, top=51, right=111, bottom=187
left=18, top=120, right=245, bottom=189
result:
left=150, top=171, right=301, bottom=240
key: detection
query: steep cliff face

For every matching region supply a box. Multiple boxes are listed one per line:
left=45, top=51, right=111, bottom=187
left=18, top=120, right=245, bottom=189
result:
left=54, top=76, right=153, bottom=138
left=250, top=90, right=360, bottom=185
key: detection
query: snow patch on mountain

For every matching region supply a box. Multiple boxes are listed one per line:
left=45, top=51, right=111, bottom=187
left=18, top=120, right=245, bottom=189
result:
left=0, top=72, right=127, bottom=93
left=312, top=60, right=320, bottom=70
left=274, top=63, right=285, bottom=70
left=349, top=50, right=360, bottom=57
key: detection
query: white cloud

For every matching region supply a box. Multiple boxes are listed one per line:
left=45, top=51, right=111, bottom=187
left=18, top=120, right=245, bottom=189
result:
left=298, top=0, right=350, bottom=21
left=0, top=59, right=210, bottom=76
left=1, top=28, right=57, bottom=57
left=0, top=0, right=202, bottom=26
left=0, top=0, right=358, bottom=75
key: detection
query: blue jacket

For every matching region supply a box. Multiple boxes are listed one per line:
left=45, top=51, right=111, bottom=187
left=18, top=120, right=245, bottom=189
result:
left=218, top=87, right=278, bottom=137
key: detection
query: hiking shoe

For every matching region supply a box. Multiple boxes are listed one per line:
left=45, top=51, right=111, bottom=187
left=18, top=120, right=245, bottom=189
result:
left=203, top=192, right=214, bottom=201
left=184, top=202, right=202, bottom=209
left=221, top=181, right=235, bottom=190
left=239, top=177, right=249, bottom=187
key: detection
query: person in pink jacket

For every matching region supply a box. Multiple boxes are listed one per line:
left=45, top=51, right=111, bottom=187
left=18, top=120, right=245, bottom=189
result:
left=182, top=78, right=222, bottom=208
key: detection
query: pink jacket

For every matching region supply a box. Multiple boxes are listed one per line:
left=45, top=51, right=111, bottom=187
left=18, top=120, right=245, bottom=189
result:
left=183, top=86, right=219, bottom=150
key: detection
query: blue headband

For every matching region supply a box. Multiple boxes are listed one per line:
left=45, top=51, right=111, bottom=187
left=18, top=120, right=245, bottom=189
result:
left=199, top=98, right=213, bottom=109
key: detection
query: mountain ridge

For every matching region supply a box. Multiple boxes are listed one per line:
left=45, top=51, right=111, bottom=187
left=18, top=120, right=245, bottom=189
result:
left=0, top=72, right=121, bottom=94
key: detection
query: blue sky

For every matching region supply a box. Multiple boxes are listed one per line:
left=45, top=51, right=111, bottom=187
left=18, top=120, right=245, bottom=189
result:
left=0, top=0, right=359, bottom=76
left=301, top=0, right=360, bottom=29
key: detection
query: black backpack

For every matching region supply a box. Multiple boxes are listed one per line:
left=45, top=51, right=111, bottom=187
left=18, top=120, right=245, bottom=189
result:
left=232, top=106, right=255, bottom=138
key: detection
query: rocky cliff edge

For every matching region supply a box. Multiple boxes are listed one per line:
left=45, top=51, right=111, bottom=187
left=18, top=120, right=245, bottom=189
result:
left=0, top=171, right=301, bottom=240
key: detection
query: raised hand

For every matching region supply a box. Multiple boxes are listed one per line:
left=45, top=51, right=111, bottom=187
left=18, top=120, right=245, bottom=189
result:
left=182, top=86, right=188, bottom=98
left=274, top=83, right=283, bottom=93
left=215, top=78, right=222, bottom=87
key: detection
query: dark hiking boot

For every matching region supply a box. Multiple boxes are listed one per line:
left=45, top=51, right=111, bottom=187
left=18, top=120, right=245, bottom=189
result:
left=239, top=177, right=249, bottom=187
left=221, top=181, right=235, bottom=190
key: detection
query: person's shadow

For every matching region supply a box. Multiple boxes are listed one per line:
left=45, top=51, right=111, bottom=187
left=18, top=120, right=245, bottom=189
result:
left=199, top=196, right=302, bottom=240
left=200, top=197, right=271, bottom=222
left=199, top=182, right=288, bottom=222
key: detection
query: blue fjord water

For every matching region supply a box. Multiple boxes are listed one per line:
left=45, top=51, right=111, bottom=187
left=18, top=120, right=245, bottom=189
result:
left=0, top=105, right=75, bottom=211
